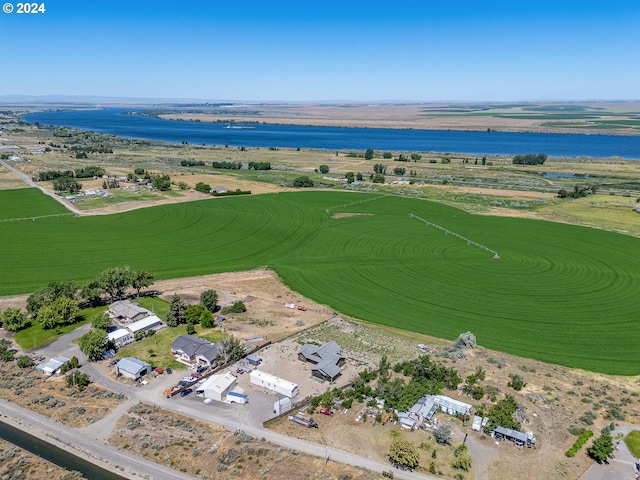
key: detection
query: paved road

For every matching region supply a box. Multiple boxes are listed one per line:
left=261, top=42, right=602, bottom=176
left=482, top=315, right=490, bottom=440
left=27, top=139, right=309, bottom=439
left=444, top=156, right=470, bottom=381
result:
left=581, top=426, right=639, bottom=480
left=0, top=159, right=81, bottom=214
left=26, top=330, right=439, bottom=480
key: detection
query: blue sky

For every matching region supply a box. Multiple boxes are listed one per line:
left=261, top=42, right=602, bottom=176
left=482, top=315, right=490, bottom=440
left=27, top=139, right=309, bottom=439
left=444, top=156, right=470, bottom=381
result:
left=1, top=0, right=639, bottom=101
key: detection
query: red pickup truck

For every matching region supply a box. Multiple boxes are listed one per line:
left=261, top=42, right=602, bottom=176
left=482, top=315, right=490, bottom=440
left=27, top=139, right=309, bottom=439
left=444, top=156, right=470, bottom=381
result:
left=319, top=408, right=334, bottom=416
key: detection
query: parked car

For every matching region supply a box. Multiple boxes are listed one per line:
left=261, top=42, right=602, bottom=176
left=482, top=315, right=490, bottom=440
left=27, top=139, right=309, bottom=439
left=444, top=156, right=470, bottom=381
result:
left=196, top=365, right=207, bottom=374
left=155, top=367, right=163, bottom=374
left=166, top=367, right=172, bottom=374
left=319, top=408, right=334, bottom=416
left=297, top=305, right=307, bottom=311
left=180, top=388, right=193, bottom=397
left=178, top=380, right=190, bottom=387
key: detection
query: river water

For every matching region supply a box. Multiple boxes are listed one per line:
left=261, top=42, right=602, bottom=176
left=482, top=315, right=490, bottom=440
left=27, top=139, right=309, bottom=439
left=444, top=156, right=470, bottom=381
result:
left=22, top=108, right=640, bottom=159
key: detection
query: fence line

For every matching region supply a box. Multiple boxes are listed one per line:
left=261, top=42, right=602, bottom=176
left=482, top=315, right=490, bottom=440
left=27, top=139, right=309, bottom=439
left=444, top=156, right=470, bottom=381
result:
left=0, top=213, right=75, bottom=223
left=409, top=213, right=499, bottom=259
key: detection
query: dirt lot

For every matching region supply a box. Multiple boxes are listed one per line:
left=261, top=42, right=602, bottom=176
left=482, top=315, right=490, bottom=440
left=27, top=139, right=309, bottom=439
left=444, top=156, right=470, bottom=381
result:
left=107, top=402, right=379, bottom=480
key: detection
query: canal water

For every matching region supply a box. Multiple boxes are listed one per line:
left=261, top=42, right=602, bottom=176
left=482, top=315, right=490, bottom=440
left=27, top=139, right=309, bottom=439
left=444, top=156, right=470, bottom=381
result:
left=0, top=420, right=127, bottom=480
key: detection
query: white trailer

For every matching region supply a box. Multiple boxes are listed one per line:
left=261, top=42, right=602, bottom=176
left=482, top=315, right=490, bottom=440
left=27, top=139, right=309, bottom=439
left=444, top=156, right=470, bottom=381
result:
left=250, top=370, right=298, bottom=398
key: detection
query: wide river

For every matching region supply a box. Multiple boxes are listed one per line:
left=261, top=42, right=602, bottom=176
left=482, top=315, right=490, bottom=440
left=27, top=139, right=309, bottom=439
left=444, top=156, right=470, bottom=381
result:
left=22, top=108, right=640, bottom=159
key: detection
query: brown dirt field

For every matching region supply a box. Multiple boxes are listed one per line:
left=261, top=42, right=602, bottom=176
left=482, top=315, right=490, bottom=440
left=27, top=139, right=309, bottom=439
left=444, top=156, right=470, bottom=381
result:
left=425, top=184, right=555, bottom=200
left=153, top=268, right=333, bottom=343
left=107, top=403, right=379, bottom=480
left=0, top=361, right=126, bottom=428
left=158, top=102, right=640, bottom=136
left=0, top=438, right=78, bottom=479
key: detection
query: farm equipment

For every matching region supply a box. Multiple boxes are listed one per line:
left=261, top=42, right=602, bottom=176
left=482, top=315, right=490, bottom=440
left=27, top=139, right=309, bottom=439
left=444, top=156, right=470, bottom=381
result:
left=163, top=386, right=180, bottom=397
left=319, top=408, right=334, bottom=416
left=288, top=412, right=318, bottom=428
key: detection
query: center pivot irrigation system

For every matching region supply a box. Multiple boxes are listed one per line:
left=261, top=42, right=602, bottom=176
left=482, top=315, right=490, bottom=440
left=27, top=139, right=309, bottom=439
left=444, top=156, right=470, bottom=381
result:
left=409, top=213, right=500, bottom=259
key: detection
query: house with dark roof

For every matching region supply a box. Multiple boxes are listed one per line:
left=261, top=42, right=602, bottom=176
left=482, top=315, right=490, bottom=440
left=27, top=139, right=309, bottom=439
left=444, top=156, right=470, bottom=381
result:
left=298, top=340, right=345, bottom=383
left=108, top=300, right=151, bottom=324
left=170, top=335, right=224, bottom=367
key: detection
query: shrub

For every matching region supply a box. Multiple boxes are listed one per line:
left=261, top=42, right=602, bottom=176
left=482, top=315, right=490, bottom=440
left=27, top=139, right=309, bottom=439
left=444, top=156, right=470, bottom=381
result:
left=508, top=373, right=526, bottom=391
left=565, top=429, right=593, bottom=457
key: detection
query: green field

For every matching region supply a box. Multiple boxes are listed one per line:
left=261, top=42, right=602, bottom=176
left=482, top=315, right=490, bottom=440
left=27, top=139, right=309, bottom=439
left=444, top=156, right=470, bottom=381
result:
left=2, top=188, right=640, bottom=374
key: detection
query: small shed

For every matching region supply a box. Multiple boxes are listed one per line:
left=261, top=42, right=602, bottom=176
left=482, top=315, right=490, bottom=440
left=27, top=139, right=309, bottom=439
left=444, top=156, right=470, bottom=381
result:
left=274, top=397, right=292, bottom=415
left=115, top=357, right=151, bottom=380
left=246, top=354, right=262, bottom=367
left=36, top=357, right=70, bottom=376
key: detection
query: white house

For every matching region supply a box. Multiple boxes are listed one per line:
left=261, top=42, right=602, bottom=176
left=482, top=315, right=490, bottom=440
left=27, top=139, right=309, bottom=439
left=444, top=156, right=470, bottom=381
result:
left=107, top=328, right=134, bottom=349
left=249, top=370, right=298, bottom=398
left=115, top=357, right=151, bottom=380
left=196, top=372, right=237, bottom=401
left=126, top=315, right=165, bottom=336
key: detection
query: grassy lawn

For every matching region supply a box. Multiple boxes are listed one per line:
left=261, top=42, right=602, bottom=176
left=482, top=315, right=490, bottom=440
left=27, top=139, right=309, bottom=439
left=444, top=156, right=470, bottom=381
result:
left=134, top=296, right=170, bottom=320
left=115, top=324, right=226, bottom=369
left=624, top=430, right=640, bottom=458
left=13, top=305, right=107, bottom=351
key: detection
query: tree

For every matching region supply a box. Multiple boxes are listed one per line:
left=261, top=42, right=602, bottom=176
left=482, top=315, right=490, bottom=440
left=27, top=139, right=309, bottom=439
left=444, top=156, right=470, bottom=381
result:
left=388, top=438, right=420, bottom=471
left=364, top=148, right=375, bottom=160
left=79, top=328, right=109, bottom=361
left=200, top=310, right=214, bottom=328
left=186, top=304, right=206, bottom=324
left=293, top=176, right=314, bottom=188
left=27, top=281, right=79, bottom=317
left=195, top=182, right=211, bottom=193
left=131, top=270, right=154, bottom=297
left=318, top=164, right=330, bottom=174
left=451, top=452, right=472, bottom=472
left=97, top=266, right=133, bottom=300
left=587, top=432, right=614, bottom=463
left=1, top=308, right=30, bottom=332
left=483, top=394, right=521, bottom=433
left=218, top=335, right=245, bottom=364
left=410, top=153, right=421, bottom=162
left=151, top=174, right=171, bottom=191
left=166, top=293, right=186, bottom=327
left=186, top=322, right=196, bottom=335
left=371, top=173, right=385, bottom=184
left=17, top=355, right=35, bottom=368
left=434, top=423, right=453, bottom=444
left=0, top=339, right=14, bottom=362
left=345, top=172, right=355, bottom=184
left=508, top=373, right=526, bottom=391
left=221, top=301, right=246, bottom=314
left=373, top=164, right=387, bottom=174
left=91, top=313, right=112, bottom=331
left=383, top=152, right=393, bottom=159
left=200, top=289, right=218, bottom=313
left=38, top=297, right=80, bottom=330
left=393, top=167, right=406, bottom=176
left=80, top=280, right=104, bottom=306
left=66, top=371, right=91, bottom=391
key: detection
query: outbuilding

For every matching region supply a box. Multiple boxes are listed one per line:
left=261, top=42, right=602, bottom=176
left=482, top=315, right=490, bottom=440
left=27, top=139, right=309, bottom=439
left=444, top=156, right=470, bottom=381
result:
left=115, top=357, right=152, bottom=380
left=246, top=354, right=262, bottom=367
left=36, top=357, right=70, bottom=376
left=108, top=328, right=134, bottom=349
left=250, top=370, right=298, bottom=398
left=196, top=372, right=237, bottom=402
left=126, top=315, right=165, bottom=337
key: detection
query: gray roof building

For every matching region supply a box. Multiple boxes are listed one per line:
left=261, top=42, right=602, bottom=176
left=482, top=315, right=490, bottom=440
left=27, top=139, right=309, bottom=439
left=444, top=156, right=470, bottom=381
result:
left=298, top=341, right=345, bottom=382
left=116, top=357, right=151, bottom=380
left=171, top=335, right=224, bottom=366
left=108, top=300, right=151, bottom=323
